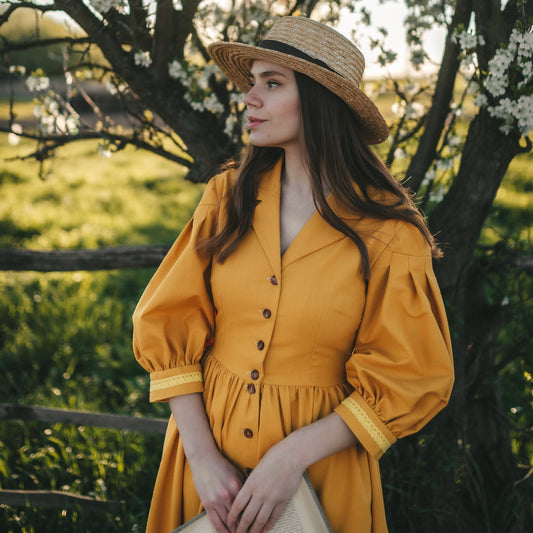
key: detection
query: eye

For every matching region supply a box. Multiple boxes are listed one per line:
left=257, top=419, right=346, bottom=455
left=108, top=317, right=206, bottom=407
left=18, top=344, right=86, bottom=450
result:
left=267, top=80, right=280, bottom=88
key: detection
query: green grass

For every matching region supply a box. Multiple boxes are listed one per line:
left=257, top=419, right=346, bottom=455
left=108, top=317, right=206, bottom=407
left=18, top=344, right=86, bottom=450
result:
left=0, top=133, right=204, bottom=532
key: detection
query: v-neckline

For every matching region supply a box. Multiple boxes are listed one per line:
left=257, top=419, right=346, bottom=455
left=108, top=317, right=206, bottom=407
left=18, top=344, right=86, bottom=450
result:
left=252, top=159, right=347, bottom=274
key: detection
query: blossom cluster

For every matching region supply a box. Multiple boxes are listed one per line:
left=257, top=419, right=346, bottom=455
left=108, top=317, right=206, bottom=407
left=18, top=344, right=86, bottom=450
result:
left=89, top=0, right=124, bottom=14
left=134, top=51, right=152, bottom=68
left=26, top=71, right=50, bottom=92
left=168, top=60, right=226, bottom=115
left=478, top=29, right=533, bottom=135
left=486, top=95, right=533, bottom=135
left=33, top=94, right=80, bottom=137
left=452, top=28, right=485, bottom=70
left=391, top=100, right=424, bottom=120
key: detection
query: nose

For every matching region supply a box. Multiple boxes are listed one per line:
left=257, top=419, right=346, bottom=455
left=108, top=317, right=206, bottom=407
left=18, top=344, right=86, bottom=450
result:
left=243, top=86, right=261, bottom=108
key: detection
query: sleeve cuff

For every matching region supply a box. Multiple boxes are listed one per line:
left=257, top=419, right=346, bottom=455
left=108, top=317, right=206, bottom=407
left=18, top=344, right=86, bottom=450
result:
left=149, top=364, right=204, bottom=402
left=335, top=394, right=397, bottom=460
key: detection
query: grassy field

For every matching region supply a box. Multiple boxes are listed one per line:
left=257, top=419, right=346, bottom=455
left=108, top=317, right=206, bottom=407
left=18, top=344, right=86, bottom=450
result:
left=0, top=114, right=531, bottom=531
left=0, top=134, right=205, bottom=532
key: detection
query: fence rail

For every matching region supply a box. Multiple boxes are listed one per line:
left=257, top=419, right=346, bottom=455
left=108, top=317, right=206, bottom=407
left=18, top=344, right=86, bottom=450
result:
left=1, top=245, right=531, bottom=273
left=0, top=403, right=168, bottom=433
left=0, top=489, right=122, bottom=513
left=0, top=403, right=168, bottom=512
left=0, top=245, right=170, bottom=271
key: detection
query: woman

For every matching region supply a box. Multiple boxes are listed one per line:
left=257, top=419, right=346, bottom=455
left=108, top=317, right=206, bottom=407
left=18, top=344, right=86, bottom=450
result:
left=133, top=16, right=454, bottom=533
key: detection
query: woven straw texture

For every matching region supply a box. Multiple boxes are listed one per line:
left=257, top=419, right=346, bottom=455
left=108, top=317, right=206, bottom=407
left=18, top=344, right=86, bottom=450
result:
left=208, top=16, right=388, bottom=144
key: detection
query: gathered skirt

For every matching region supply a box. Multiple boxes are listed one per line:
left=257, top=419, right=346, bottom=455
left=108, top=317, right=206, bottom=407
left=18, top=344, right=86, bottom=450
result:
left=145, top=353, right=388, bottom=533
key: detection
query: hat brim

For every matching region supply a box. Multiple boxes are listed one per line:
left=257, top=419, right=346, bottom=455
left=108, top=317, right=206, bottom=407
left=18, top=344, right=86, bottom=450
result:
left=208, top=41, right=389, bottom=145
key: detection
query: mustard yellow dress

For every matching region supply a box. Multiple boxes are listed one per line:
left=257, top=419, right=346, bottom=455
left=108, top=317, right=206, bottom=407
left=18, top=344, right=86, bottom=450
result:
left=132, top=159, right=454, bottom=533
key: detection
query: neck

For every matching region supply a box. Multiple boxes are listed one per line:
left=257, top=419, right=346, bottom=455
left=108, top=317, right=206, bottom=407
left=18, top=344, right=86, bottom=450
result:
left=282, top=146, right=311, bottom=189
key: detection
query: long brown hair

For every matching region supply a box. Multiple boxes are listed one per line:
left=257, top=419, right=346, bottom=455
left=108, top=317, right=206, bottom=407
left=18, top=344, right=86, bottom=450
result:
left=201, top=71, right=439, bottom=278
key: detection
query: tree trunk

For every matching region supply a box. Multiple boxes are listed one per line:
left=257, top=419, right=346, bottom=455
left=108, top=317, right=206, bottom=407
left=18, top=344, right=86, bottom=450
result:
left=405, top=0, right=473, bottom=192
left=423, top=109, right=529, bottom=531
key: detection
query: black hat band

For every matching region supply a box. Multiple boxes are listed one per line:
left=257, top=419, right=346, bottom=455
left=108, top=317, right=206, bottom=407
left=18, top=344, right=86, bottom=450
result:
left=257, top=40, right=340, bottom=76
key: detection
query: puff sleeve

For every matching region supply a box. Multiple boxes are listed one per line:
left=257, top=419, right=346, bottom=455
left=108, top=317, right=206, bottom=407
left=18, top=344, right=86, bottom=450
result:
left=334, top=221, right=454, bottom=460
left=132, top=176, right=221, bottom=402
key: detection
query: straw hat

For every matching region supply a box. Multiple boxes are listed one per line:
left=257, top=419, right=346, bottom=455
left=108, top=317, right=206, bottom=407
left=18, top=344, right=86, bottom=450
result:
left=207, top=16, right=388, bottom=145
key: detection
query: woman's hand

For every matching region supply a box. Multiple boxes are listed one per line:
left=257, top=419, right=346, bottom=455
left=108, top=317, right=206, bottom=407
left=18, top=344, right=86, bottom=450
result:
left=227, top=440, right=305, bottom=533
left=227, top=412, right=358, bottom=532
left=188, top=449, right=245, bottom=533
left=168, top=393, right=243, bottom=533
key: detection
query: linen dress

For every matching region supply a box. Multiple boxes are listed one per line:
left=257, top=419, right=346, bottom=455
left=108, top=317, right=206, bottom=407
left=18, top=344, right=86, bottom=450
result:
left=132, top=158, right=454, bottom=533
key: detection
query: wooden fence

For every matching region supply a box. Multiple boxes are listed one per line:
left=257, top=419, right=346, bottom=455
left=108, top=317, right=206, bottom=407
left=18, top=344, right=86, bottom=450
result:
left=0, top=245, right=170, bottom=514
left=0, top=403, right=168, bottom=513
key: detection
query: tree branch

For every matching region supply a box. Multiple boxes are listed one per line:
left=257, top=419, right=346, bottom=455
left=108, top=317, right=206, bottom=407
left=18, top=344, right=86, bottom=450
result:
left=151, top=0, right=176, bottom=81
left=0, top=36, right=91, bottom=53
left=0, top=126, right=193, bottom=168
left=404, top=0, right=473, bottom=192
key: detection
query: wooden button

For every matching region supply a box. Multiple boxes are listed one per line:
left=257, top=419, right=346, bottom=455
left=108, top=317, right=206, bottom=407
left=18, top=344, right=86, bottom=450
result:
left=262, top=308, right=271, bottom=319
left=270, top=275, right=278, bottom=285
left=257, top=340, right=265, bottom=350
left=243, top=428, right=253, bottom=438
left=247, top=383, right=256, bottom=394
left=251, top=369, right=260, bottom=380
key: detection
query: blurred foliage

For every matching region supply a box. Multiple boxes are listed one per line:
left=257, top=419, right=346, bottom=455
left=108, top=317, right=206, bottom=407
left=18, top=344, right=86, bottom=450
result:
left=0, top=133, right=204, bottom=531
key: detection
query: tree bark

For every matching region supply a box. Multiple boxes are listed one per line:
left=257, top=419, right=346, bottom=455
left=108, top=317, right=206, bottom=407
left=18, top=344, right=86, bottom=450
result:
left=429, top=110, right=522, bottom=297
left=405, top=0, right=473, bottom=192
left=53, top=0, right=237, bottom=180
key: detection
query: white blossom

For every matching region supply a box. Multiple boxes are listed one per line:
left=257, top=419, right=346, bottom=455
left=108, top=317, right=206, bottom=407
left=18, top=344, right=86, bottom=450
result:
left=453, top=29, right=485, bottom=51
left=447, top=136, right=463, bottom=148
left=391, top=100, right=424, bottom=120
left=421, top=169, right=435, bottom=188
left=168, top=60, right=189, bottom=82
left=224, top=114, right=238, bottom=137
left=435, top=158, right=454, bottom=171
left=26, top=73, right=50, bottom=92
left=90, top=0, right=123, bottom=13
left=8, top=133, right=20, bottom=146
left=98, top=145, right=112, bottom=158
left=453, top=29, right=485, bottom=71
left=488, top=95, right=533, bottom=136
left=476, top=28, right=533, bottom=136
left=394, top=148, right=406, bottom=160
left=204, top=93, right=224, bottom=114
left=474, top=93, right=488, bottom=108
left=134, top=51, right=152, bottom=68
left=106, top=81, right=127, bottom=95
left=429, top=186, right=446, bottom=203
left=9, top=65, right=26, bottom=76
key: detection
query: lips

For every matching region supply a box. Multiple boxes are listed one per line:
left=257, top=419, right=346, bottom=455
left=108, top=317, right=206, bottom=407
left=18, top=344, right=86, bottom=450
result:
left=247, top=116, right=266, bottom=128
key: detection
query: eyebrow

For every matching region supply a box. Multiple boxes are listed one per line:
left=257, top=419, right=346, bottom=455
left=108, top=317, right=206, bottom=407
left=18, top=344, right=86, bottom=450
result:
left=249, top=70, right=288, bottom=79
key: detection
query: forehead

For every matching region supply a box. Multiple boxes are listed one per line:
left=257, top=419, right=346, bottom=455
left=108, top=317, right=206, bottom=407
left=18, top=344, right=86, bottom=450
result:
left=249, top=59, right=295, bottom=78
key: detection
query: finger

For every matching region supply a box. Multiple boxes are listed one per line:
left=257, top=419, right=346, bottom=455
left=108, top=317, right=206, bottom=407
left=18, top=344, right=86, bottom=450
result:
left=227, top=490, right=252, bottom=527
left=206, top=508, right=231, bottom=533
left=260, top=502, right=286, bottom=532
left=235, top=499, right=262, bottom=533
left=247, top=503, right=277, bottom=533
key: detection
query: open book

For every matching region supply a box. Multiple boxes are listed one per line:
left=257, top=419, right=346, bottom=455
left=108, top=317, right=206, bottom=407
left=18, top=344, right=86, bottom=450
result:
left=171, top=473, right=332, bottom=533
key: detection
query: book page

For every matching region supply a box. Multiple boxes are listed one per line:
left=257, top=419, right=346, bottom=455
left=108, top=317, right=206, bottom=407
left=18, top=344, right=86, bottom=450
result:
left=269, top=498, right=306, bottom=532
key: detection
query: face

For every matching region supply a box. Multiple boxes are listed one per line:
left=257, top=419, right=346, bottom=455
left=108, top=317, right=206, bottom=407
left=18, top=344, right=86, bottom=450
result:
left=243, top=60, right=302, bottom=152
